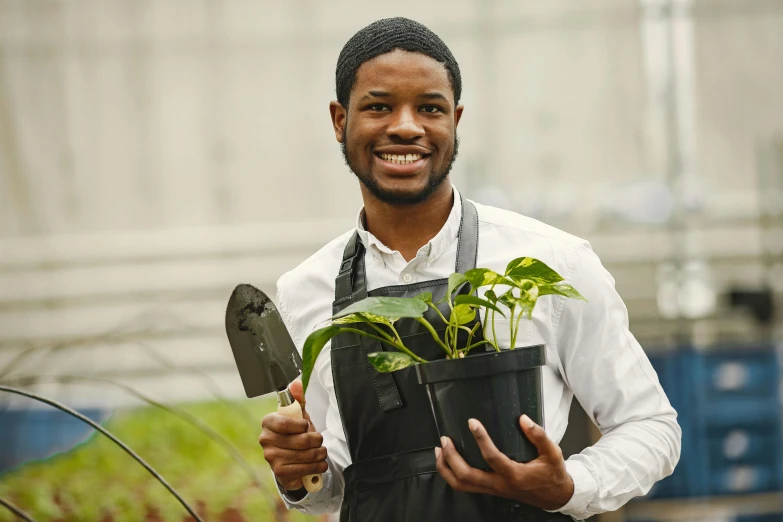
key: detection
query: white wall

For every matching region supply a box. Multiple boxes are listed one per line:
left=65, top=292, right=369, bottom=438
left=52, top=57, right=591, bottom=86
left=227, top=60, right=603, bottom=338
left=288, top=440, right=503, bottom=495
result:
left=0, top=0, right=781, bottom=407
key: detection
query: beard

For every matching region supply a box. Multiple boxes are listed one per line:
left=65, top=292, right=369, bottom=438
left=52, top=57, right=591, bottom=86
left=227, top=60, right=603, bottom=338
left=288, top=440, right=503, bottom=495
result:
left=341, top=127, right=460, bottom=206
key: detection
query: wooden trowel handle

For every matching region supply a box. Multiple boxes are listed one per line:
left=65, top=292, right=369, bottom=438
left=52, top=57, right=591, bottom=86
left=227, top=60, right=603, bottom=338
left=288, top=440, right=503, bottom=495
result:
left=277, top=402, right=324, bottom=493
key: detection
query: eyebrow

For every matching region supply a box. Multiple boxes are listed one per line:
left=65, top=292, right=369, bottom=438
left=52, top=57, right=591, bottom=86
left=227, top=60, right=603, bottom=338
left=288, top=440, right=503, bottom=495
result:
left=420, top=92, right=448, bottom=102
left=360, top=90, right=391, bottom=101
left=358, top=91, right=450, bottom=102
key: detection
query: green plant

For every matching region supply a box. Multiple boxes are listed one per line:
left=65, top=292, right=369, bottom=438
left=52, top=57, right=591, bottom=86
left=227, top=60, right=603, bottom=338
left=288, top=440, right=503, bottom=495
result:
left=0, top=399, right=317, bottom=522
left=301, top=257, right=585, bottom=392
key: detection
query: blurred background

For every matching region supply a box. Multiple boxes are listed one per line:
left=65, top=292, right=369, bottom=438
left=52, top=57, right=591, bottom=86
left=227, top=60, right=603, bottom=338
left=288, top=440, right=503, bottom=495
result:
left=0, top=0, right=781, bottom=520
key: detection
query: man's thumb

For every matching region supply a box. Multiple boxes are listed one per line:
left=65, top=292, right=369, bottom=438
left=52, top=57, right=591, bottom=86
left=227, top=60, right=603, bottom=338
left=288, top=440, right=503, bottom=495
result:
left=288, top=378, right=305, bottom=406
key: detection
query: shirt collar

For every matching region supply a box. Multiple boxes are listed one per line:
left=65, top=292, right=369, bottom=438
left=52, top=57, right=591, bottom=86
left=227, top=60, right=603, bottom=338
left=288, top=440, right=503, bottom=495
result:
left=356, top=185, right=462, bottom=264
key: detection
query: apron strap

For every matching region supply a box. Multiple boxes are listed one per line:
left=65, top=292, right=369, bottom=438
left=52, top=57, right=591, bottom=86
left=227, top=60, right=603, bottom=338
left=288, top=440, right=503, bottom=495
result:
left=334, top=235, right=402, bottom=411
left=334, top=231, right=366, bottom=309
left=455, top=197, right=479, bottom=274
left=332, top=194, right=481, bottom=413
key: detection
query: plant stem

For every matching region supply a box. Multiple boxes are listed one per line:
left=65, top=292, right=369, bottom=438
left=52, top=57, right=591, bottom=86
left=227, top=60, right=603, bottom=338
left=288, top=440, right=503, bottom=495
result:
left=489, top=284, right=499, bottom=351
left=491, top=309, right=498, bottom=349
left=356, top=315, right=397, bottom=343
left=428, top=302, right=449, bottom=325
left=388, top=322, right=405, bottom=346
left=512, top=307, right=528, bottom=349
left=465, top=321, right=479, bottom=350
left=509, top=305, right=517, bottom=349
left=455, top=324, right=476, bottom=338
left=453, top=323, right=483, bottom=355
left=415, top=317, right=452, bottom=357
left=463, top=340, right=491, bottom=352
left=339, top=328, right=427, bottom=363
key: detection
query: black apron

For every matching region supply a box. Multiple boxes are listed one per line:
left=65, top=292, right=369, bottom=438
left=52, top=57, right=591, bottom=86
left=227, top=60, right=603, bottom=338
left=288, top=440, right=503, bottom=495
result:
left=331, top=198, right=573, bottom=522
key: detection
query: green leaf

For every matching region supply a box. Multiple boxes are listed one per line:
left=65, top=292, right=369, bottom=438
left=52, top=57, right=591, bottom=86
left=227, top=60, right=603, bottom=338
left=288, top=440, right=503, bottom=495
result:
left=302, top=325, right=341, bottom=392
left=498, top=288, right=537, bottom=319
left=496, top=289, right=517, bottom=310
left=505, top=257, right=564, bottom=285
left=451, top=304, right=476, bottom=325
left=484, top=289, right=498, bottom=303
left=453, top=294, right=506, bottom=317
left=515, top=278, right=540, bottom=301
left=332, top=296, right=427, bottom=320
left=464, top=268, right=507, bottom=288
left=538, top=283, right=587, bottom=301
left=367, top=352, right=417, bottom=373
left=448, top=273, right=469, bottom=297
left=415, top=291, right=433, bottom=304
left=334, top=312, right=396, bottom=326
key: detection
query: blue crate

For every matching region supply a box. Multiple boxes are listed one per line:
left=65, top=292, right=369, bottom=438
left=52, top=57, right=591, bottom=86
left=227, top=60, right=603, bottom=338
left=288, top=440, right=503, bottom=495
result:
left=645, top=349, right=703, bottom=498
left=0, top=408, right=110, bottom=474
left=644, top=463, right=691, bottom=499
left=694, top=348, right=779, bottom=400
left=648, top=350, right=681, bottom=406
left=706, top=424, right=780, bottom=466
left=700, top=396, right=781, bottom=426
left=709, top=463, right=780, bottom=495
left=642, top=345, right=783, bottom=499
left=686, top=345, right=783, bottom=497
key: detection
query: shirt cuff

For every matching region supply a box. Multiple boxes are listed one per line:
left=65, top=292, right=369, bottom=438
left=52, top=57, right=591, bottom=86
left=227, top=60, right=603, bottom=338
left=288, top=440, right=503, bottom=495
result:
left=545, top=459, right=598, bottom=521
left=273, top=468, right=334, bottom=509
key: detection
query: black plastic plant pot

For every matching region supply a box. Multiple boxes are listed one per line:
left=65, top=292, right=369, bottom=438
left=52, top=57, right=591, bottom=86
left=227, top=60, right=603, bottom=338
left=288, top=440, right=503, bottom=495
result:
left=415, top=345, right=546, bottom=470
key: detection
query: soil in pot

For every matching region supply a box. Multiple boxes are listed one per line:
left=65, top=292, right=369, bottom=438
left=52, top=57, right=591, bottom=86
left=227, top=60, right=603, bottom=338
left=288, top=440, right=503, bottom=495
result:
left=416, top=344, right=546, bottom=470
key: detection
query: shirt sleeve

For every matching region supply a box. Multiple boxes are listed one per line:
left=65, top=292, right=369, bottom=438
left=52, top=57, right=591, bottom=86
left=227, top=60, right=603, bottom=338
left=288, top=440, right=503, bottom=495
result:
left=274, top=280, right=349, bottom=515
left=273, top=455, right=343, bottom=513
left=551, top=242, right=682, bottom=520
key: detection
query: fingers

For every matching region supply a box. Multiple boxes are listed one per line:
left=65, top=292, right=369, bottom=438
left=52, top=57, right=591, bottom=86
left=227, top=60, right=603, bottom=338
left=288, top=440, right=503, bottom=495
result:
left=260, top=409, right=328, bottom=492
left=435, top=442, right=485, bottom=494
left=262, top=412, right=309, bottom=435
left=436, top=437, right=496, bottom=495
left=286, top=380, right=317, bottom=433
left=289, top=378, right=305, bottom=406
left=265, top=446, right=328, bottom=465
left=260, top=430, right=323, bottom=451
left=300, top=407, right=316, bottom=433
left=275, top=461, right=329, bottom=489
left=277, top=476, right=304, bottom=491
left=519, top=415, right=563, bottom=462
left=435, top=445, right=479, bottom=493
left=265, top=446, right=328, bottom=482
left=260, top=415, right=323, bottom=451
left=468, top=419, right=513, bottom=474
left=276, top=461, right=329, bottom=479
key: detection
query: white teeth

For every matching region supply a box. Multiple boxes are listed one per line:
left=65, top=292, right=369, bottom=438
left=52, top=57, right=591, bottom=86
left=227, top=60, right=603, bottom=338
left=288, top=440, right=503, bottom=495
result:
left=380, top=153, right=423, bottom=164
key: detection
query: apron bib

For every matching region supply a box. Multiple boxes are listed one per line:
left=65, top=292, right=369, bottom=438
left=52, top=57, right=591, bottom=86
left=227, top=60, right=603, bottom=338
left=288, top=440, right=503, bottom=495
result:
left=330, top=198, right=573, bottom=522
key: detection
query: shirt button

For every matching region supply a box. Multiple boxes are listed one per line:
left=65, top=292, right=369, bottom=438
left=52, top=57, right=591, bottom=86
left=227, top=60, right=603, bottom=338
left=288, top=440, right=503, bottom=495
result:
left=402, top=273, right=413, bottom=283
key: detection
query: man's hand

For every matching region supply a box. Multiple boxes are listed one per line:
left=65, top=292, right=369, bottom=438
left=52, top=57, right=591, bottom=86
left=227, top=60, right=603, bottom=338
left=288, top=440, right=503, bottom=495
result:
left=259, top=379, right=328, bottom=491
left=435, top=414, right=574, bottom=511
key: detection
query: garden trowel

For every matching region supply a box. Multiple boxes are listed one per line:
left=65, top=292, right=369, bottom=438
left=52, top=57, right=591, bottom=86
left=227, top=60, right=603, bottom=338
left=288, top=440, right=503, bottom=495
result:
left=224, top=283, right=323, bottom=492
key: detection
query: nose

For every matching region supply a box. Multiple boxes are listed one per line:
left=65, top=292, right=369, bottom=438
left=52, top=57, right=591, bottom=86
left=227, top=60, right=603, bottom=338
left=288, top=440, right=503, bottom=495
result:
left=387, top=106, right=424, bottom=141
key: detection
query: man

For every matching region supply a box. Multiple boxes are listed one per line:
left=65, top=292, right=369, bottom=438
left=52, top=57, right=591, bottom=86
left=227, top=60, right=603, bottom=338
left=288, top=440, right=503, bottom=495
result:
left=259, top=17, right=681, bottom=521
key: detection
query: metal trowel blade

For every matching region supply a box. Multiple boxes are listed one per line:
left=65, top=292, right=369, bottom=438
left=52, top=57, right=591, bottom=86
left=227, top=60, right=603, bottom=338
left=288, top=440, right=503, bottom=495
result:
left=224, top=284, right=303, bottom=398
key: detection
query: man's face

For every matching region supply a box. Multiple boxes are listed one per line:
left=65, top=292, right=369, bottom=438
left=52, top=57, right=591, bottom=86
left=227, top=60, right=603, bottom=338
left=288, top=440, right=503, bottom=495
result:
left=330, top=49, right=464, bottom=205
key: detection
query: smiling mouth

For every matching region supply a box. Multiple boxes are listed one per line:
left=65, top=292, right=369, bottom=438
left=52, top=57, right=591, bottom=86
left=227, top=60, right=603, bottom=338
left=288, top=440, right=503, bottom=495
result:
left=376, top=152, right=429, bottom=165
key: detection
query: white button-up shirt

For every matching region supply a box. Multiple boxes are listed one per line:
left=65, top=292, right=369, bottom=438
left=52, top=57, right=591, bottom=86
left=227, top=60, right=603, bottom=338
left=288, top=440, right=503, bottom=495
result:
left=274, top=187, right=681, bottom=520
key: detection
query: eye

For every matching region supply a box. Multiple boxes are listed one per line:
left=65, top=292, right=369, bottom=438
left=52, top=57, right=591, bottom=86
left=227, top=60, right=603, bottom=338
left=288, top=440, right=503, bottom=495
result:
left=368, top=104, right=390, bottom=112
left=421, top=105, right=443, bottom=114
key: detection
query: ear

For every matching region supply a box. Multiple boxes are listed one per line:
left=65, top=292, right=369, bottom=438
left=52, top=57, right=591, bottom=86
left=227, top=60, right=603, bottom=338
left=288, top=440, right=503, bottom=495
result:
left=330, top=101, right=347, bottom=143
left=454, top=105, right=464, bottom=129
